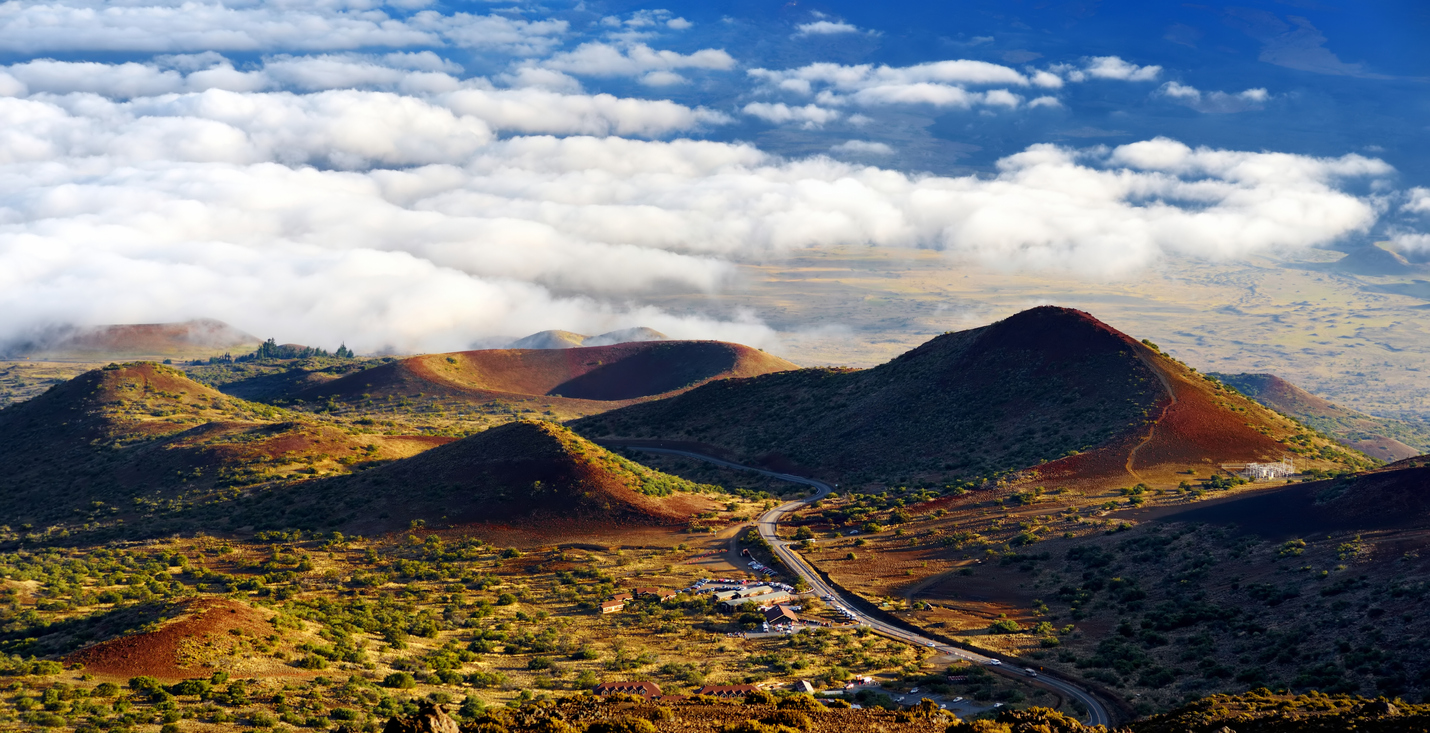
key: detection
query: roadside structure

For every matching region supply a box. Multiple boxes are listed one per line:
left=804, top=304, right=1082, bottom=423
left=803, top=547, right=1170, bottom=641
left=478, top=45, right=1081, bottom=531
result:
left=764, top=605, right=800, bottom=627
left=593, top=682, right=662, bottom=698
left=694, top=684, right=759, bottom=698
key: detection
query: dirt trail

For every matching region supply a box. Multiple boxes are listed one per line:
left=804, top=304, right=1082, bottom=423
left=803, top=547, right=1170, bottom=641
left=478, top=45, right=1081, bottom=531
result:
left=1124, top=350, right=1178, bottom=482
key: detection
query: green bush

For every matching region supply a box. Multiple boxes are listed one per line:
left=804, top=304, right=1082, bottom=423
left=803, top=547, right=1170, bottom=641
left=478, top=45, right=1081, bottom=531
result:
left=382, top=672, right=417, bottom=689
left=988, top=619, right=1021, bottom=634
left=744, top=689, right=777, bottom=705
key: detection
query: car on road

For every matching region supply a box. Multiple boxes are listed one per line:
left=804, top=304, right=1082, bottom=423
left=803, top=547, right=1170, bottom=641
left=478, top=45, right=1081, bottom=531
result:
left=985, top=660, right=1001, bottom=666
left=1023, top=668, right=1038, bottom=677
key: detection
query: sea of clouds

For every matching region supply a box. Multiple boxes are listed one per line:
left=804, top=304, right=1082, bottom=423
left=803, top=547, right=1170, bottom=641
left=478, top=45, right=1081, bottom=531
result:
left=0, top=0, right=1411, bottom=353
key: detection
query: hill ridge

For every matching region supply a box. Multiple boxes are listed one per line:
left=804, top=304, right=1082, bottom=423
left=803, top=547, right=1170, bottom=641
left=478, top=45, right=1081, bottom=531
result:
left=1212, top=371, right=1428, bottom=462
left=574, top=306, right=1368, bottom=486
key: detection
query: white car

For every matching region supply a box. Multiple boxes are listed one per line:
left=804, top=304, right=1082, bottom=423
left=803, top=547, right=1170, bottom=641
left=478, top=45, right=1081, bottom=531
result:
left=986, top=660, right=1001, bottom=666
left=951, top=697, right=963, bottom=703
left=910, top=687, right=919, bottom=694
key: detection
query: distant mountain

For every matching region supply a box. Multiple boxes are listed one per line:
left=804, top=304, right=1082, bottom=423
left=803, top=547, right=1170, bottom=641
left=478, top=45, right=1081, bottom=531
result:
left=584, top=327, right=668, bottom=346
left=284, top=340, right=796, bottom=417
left=506, top=330, right=590, bottom=349
left=1212, top=372, right=1429, bottom=462
left=574, top=307, right=1370, bottom=485
left=0, top=319, right=259, bottom=360
left=506, top=327, right=669, bottom=350
left=1333, top=242, right=1426, bottom=276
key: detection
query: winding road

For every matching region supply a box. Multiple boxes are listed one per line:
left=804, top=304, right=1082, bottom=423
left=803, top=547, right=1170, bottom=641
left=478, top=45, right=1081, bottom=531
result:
left=620, top=445, right=1114, bottom=728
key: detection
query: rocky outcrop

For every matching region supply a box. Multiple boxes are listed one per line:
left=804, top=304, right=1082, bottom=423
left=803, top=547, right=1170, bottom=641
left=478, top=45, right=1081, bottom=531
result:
left=383, top=702, right=461, bottom=733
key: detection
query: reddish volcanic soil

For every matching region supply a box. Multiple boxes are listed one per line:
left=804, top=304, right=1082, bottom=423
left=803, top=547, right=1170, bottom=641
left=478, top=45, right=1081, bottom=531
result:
left=1024, top=344, right=1295, bottom=488
left=296, top=340, right=798, bottom=408
left=1129, top=365, right=1287, bottom=471
left=68, top=599, right=272, bottom=679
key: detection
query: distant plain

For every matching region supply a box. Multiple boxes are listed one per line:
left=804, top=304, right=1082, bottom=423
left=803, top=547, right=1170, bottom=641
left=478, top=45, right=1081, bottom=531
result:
left=636, top=246, right=1430, bottom=422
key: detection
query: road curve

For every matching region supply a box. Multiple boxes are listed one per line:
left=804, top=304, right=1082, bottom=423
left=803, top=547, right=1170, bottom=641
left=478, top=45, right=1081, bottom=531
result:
left=620, top=445, right=1113, bottom=728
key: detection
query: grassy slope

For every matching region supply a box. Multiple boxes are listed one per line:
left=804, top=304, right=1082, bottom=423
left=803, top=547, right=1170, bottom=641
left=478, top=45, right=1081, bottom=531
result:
left=0, top=361, right=724, bottom=539
left=266, top=420, right=724, bottom=535
left=0, top=363, right=444, bottom=535
left=792, top=456, right=1430, bottom=716
left=1213, top=372, right=1430, bottom=460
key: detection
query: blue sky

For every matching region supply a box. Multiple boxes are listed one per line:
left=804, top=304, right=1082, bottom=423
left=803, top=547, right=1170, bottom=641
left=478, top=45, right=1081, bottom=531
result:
left=0, top=0, right=1426, bottom=354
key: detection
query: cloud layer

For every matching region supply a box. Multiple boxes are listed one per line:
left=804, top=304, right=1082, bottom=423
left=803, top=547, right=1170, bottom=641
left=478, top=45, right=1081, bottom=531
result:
left=0, top=1, right=1408, bottom=355
left=0, top=66, right=1390, bottom=352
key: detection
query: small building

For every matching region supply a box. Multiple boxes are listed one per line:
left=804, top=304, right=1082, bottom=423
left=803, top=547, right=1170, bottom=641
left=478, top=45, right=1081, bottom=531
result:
left=600, top=600, right=625, bottom=614
left=594, top=681, right=662, bottom=698
left=1239, top=458, right=1295, bottom=482
left=634, top=587, right=677, bottom=601
left=764, top=605, right=799, bottom=626
left=694, top=684, right=760, bottom=698
left=610, top=593, right=633, bottom=602
left=720, top=592, right=792, bottom=610
left=793, top=680, right=815, bottom=694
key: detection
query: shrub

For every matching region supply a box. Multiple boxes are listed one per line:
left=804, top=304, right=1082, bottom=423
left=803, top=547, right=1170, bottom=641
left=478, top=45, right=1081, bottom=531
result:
left=496, top=593, right=517, bottom=606
left=93, top=682, right=120, bottom=697
left=744, top=689, right=777, bottom=705
left=988, top=619, right=1021, bottom=634
left=586, top=718, right=657, bottom=733
left=777, top=694, right=823, bottom=712
left=128, top=676, right=162, bottom=693
left=762, top=710, right=812, bottom=729
left=331, top=707, right=359, bottom=721
left=170, top=678, right=212, bottom=697
left=382, top=672, right=417, bottom=689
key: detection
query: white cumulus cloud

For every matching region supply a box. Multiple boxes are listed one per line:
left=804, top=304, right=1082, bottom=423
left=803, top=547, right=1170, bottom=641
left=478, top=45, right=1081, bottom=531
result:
left=1051, top=56, right=1162, bottom=83
left=0, top=1, right=569, bottom=55
left=1403, top=187, right=1430, bottom=214
left=537, top=42, right=736, bottom=79
left=1157, top=81, right=1270, bottom=113
left=749, top=60, right=1040, bottom=111
left=0, top=81, right=1393, bottom=354
left=795, top=20, right=865, bottom=36
left=743, top=102, right=840, bottom=127
left=830, top=140, right=894, bottom=156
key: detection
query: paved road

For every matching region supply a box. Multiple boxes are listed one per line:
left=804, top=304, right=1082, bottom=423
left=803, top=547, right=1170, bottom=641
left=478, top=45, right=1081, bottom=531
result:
left=623, top=446, right=1114, bottom=728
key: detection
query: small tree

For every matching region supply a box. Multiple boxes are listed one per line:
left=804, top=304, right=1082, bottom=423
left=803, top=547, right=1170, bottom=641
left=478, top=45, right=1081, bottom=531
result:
left=988, top=619, right=1021, bottom=635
